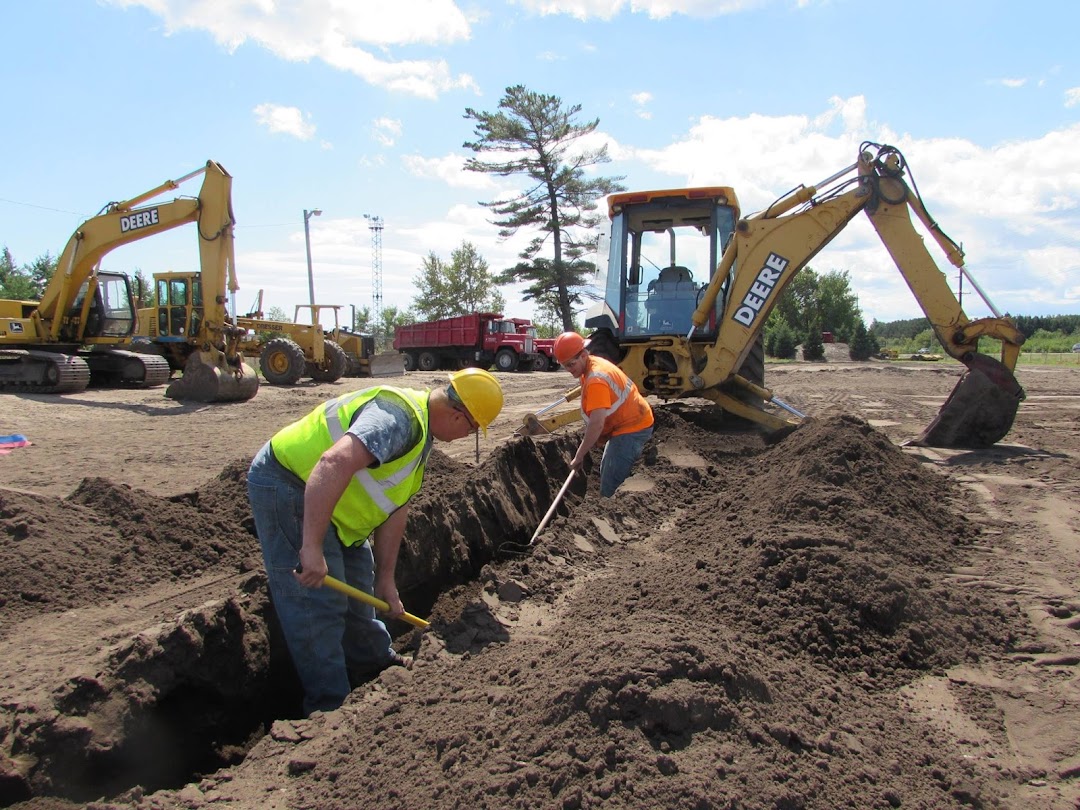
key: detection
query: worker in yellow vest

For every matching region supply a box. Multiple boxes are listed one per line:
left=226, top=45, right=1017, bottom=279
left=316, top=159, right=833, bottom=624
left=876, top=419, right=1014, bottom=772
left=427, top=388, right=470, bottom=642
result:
left=247, top=368, right=503, bottom=715
left=553, top=332, right=654, bottom=496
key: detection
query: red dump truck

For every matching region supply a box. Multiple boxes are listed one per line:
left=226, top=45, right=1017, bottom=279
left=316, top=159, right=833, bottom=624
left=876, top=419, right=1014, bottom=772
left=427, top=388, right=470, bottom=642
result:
left=510, top=318, right=559, bottom=371
left=393, top=312, right=539, bottom=372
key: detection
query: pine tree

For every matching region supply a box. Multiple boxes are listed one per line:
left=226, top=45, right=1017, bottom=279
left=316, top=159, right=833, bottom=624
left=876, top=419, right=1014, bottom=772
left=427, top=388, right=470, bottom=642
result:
left=463, top=85, right=624, bottom=330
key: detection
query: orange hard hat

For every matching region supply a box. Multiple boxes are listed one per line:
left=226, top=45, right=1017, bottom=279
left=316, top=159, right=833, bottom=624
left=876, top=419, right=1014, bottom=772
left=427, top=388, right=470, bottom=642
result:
left=554, top=332, right=589, bottom=364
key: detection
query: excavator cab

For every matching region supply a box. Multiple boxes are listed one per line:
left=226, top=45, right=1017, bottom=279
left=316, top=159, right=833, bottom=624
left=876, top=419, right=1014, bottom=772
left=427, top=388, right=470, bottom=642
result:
left=63, top=272, right=137, bottom=342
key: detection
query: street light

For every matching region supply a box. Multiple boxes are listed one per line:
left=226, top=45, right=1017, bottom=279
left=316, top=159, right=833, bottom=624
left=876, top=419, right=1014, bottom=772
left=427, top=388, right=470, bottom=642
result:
left=303, top=208, right=322, bottom=323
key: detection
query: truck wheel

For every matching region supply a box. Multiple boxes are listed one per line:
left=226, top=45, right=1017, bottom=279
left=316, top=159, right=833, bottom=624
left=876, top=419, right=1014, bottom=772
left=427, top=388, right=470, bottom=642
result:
left=402, top=352, right=417, bottom=371
left=495, top=348, right=518, bottom=372
left=418, top=351, right=439, bottom=372
left=260, top=338, right=306, bottom=385
left=309, top=341, right=348, bottom=383
left=532, top=354, right=550, bottom=372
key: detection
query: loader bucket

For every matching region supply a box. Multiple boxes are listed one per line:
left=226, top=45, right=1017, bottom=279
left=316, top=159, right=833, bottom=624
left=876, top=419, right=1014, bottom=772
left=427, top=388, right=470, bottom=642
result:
left=165, top=351, right=260, bottom=403
left=909, top=353, right=1024, bottom=449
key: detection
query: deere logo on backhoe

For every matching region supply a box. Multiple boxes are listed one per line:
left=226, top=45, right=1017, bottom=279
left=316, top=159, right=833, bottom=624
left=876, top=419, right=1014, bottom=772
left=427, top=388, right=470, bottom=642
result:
left=733, top=252, right=788, bottom=327
left=119, top=208, right=160, bottom=233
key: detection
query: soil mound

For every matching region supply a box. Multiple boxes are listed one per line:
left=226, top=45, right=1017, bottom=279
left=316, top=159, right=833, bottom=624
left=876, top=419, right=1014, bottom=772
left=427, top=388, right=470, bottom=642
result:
left=0, top=410, right=1028, bottom=809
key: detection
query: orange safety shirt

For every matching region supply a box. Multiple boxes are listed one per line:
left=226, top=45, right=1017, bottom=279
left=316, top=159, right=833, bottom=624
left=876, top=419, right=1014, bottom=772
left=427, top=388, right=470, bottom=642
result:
left=579, top=355, right=654, bottom=440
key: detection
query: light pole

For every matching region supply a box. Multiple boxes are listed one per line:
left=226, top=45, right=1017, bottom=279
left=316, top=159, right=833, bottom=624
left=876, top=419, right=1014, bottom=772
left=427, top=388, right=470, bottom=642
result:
left=303, top=208, right=322, bottom=323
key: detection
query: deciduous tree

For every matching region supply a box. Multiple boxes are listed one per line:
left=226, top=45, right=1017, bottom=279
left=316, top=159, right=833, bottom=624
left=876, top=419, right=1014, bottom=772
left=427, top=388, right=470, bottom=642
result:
left=412, top=241, right=505, bottom=320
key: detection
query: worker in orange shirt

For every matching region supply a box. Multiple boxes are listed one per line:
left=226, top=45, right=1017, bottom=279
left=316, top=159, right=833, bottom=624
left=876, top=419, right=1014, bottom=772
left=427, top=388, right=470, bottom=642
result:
left=553, top=332, right=654, bottom=497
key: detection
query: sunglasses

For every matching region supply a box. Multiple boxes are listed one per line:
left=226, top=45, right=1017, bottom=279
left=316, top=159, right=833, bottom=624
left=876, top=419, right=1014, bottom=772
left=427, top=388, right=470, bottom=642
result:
left=447, top=384, right=479, bottom=430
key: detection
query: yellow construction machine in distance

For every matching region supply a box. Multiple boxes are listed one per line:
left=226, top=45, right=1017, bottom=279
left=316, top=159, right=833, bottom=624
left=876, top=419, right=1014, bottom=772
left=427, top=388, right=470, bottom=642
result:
left=0, top=160, right=258, bottom=401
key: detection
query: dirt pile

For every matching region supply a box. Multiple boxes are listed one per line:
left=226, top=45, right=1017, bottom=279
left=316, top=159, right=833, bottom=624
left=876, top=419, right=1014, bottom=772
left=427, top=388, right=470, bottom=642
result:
left=0, top=410, right=1030, bottom=809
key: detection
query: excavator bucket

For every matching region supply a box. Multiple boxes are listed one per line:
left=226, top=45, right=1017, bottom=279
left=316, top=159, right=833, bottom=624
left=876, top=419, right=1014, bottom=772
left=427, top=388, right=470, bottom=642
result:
left=165, top=350, right=260, bottom=403
left=910, top=353, right=1025, bottom=449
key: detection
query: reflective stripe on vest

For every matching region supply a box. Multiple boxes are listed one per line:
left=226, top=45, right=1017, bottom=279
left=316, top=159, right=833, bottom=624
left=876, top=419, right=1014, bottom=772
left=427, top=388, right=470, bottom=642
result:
left=271, top=386, right=431, bottom=546
left=579, top=368, right=632, bottom=421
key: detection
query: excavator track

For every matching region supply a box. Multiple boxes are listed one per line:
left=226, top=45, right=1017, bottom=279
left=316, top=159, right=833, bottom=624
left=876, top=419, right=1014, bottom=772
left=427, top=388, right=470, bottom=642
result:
left=0, top=350, right=91, bottom=394
left=82, top=349, right=173, bottom=388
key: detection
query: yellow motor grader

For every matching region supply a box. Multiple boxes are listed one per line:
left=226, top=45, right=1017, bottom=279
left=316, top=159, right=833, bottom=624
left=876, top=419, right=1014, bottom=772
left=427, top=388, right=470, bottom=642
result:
left=522, top=142, right=1025, bottom=449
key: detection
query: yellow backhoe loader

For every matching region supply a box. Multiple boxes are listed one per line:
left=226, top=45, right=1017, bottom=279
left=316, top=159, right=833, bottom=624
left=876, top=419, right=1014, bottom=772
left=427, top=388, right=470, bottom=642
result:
left=521, top=142, right=1025, bottom=449
left=1, top=160, right=258, bottom=401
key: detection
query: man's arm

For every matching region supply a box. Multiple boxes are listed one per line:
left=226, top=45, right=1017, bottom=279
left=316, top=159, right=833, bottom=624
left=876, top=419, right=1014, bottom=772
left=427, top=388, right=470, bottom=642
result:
left=371, top=504, right=409, bottom=618
left=571, top=406, right=611, bottom=470
left=295, top=434, right=376, bottom=588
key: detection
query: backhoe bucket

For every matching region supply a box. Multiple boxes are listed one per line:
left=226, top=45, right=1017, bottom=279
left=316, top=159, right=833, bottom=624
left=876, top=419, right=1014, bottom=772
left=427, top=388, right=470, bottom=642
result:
left=165, top=350, right=260, bottom=403
left=910, top=353, right=1024, bottom=448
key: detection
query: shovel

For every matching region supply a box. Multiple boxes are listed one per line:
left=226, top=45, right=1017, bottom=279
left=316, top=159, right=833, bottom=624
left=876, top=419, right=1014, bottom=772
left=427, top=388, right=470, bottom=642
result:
left=527, top=468, right=577, bottom=547
left=298, top=568, right=430, bottom=629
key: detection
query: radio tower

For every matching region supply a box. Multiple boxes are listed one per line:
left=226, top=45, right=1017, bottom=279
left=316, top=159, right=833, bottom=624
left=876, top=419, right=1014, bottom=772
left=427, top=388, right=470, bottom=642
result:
left=363, top=214, right=384, bottom=334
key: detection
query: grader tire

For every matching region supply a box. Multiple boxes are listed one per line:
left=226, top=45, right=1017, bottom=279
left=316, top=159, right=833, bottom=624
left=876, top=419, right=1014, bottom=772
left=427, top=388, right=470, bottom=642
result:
left=260, top=338, right=306, bottom=385
left=309, top=340, right=348, bottom=383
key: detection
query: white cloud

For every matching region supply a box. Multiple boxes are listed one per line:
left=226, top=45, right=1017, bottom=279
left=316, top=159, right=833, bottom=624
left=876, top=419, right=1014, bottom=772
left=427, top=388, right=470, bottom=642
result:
left=513, top=0, right=764, bottom=20
left=253, top=103, right=316, bottom=140
left=372, top=117, right=403, bottom=147
left=1066, top=87, right=1080, bottom=108
left=401, top=153, right=498, bottom=189
left=990, top=78, right=1027, bottom=88
left=631, top=91, right=653, bottom=120
left=106, top=0, right=477, bottom=98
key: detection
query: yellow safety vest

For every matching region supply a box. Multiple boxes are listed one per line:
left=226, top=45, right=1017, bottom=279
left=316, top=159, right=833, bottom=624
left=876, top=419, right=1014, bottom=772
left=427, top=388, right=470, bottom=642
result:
left=271, top=386, right=431, bottom=546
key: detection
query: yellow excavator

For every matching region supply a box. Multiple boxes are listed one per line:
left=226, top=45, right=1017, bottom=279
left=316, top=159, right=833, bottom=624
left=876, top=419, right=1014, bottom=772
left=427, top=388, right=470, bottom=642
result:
left=522, top=142, right=1025, bottom=448
left=0, top=160, right=258, bottom=401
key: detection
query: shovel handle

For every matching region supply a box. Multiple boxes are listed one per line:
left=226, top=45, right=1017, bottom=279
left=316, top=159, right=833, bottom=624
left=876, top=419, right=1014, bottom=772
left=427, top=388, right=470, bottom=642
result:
left=307, top=571, right=430, bottom=629
left=529, top=469, right=577, bottom=546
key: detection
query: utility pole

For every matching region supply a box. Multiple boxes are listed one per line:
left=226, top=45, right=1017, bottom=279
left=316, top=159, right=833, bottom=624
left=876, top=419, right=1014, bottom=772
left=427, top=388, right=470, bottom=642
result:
left=303, top=208, right=322, bottom=324
left=363, top=214, right=384, bottom=342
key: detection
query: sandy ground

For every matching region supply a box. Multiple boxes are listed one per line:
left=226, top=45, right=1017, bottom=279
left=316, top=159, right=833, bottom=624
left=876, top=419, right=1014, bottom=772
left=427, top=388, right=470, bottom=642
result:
left=1, top=350, right=1078, bottom=810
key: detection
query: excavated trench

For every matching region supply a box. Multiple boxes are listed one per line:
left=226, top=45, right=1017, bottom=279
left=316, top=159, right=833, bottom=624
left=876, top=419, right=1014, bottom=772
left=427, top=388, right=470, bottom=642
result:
left=0, top=433, right=580, bottom=806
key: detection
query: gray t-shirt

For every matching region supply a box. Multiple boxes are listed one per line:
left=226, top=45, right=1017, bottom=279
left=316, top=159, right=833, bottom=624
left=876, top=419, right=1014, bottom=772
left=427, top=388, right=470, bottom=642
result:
left=347, top=390, right=428, bottom=466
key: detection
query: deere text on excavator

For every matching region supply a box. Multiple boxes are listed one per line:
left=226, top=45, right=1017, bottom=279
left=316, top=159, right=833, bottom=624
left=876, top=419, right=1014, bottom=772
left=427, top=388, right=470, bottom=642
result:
left=0, top=161, right=259, bottom=401
left=522, top=142, right=1025, bottom=448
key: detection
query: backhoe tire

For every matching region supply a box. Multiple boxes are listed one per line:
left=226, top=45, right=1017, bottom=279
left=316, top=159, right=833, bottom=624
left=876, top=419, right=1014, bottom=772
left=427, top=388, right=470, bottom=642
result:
left=495, top=348, right=518, bottom=372
left=309, top=340, right=348, bottom=383
left=418, top=351, right=439, bottom=372
left=260, top=338, right=306, bottom=386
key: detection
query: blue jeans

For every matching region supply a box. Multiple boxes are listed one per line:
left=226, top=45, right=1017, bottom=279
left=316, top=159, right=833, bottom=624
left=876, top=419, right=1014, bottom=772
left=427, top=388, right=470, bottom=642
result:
left=247, top=442, right=393, bottom=716
left=599, top=426, right=653, bottom=497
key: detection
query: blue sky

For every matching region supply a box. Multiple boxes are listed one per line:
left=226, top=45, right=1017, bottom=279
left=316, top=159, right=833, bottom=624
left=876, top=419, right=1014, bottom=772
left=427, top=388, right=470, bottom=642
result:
left=2, top=0, right=1078, bottom=328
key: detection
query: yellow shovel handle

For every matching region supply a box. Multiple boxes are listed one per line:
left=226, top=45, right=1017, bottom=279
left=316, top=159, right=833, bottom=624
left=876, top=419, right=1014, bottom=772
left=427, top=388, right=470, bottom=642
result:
left=322, top=574, right=430, bottom=629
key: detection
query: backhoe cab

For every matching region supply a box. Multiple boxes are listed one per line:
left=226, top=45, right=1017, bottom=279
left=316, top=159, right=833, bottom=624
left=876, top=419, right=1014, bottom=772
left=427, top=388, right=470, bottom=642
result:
left=531, top=142, right=1025, bottom=448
